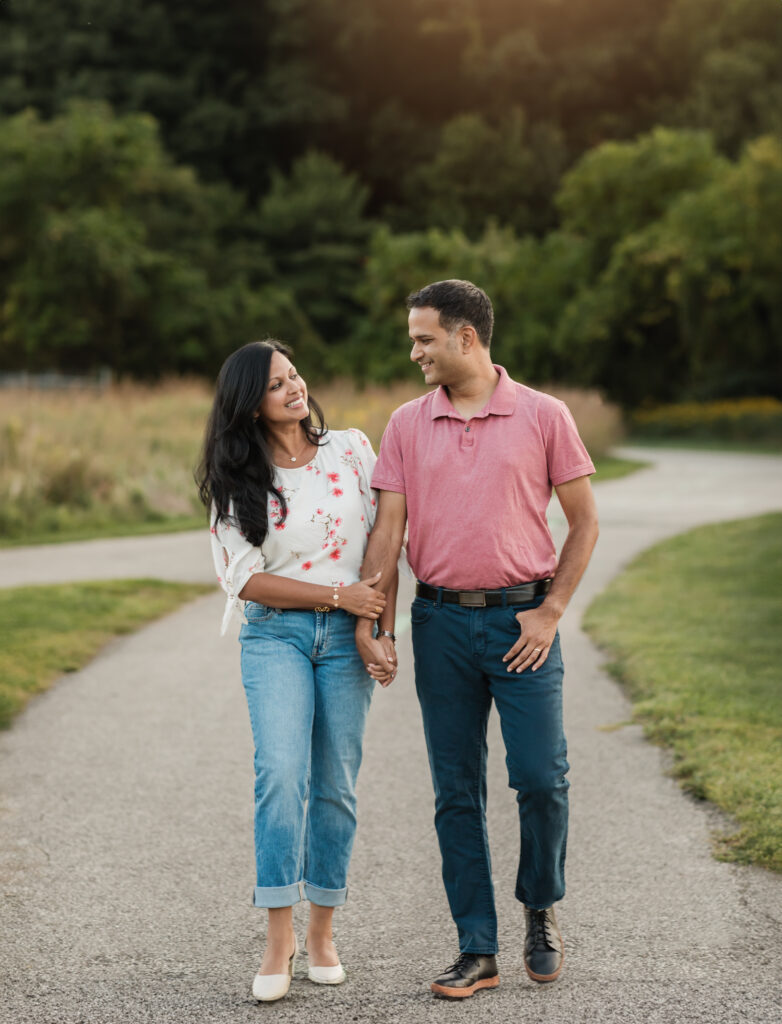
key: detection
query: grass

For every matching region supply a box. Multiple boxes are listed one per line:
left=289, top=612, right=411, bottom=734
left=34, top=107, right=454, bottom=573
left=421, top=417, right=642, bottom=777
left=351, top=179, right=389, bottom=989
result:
left=583, top=513, right=782, bottom=872
left=628, top=435, right=782, bottom=455
left=591, top=455, right=648, bottom=481
left=0, top=579, right=213, bottom=728
left=1, top=377, right=627, bottom=547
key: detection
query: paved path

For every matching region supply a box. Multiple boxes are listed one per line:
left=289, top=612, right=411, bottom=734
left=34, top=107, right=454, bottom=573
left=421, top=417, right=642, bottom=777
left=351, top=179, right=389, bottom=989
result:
left=1, top=447, right=781, bottom=1023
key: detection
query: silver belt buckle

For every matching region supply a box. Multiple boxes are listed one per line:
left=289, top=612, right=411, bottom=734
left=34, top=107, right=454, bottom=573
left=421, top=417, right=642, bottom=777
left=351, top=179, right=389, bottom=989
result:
left=459, top=590, right=486, bottom=607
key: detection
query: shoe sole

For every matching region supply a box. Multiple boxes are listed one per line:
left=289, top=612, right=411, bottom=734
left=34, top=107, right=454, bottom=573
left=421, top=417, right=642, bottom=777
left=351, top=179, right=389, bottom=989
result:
left=524, top=950, right=564, bottom=983
left=431, top=976, right=499, bottom=999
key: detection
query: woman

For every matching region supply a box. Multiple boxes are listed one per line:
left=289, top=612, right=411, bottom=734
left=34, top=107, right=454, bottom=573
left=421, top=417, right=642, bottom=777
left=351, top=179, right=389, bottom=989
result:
left=197, top=340, right=397, bottom=1002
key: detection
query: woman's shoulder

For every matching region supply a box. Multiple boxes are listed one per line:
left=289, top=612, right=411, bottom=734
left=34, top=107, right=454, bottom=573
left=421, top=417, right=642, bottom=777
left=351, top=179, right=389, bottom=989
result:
left=324, top=427, right=372, bottom=452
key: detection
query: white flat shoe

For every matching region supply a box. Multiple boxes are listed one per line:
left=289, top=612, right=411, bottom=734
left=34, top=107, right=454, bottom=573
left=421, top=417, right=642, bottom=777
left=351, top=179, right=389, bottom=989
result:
left=252, top=936, right=298, bottom=1002
left=308, top=962, right=346, bottom=985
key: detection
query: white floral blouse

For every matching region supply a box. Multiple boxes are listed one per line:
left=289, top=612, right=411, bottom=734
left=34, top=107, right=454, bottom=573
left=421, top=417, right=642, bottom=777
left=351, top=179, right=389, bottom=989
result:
left=210, top=428, right=379, bottom=634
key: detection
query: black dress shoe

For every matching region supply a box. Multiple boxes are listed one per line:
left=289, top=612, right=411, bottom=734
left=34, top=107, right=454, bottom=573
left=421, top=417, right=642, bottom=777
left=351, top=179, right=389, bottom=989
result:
left=430, top=952, right=499, bottom=999
left=524, top=906, right=563, bottom=982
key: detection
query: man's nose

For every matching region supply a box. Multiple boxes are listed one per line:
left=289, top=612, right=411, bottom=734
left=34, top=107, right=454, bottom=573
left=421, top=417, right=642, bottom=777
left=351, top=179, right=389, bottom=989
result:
left=410, top=342, right=422, bottom=362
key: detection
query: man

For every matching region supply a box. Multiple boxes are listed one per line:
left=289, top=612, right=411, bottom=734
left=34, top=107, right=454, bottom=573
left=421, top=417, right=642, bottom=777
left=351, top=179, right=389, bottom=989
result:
left=356, top=279, right=598, bottom=998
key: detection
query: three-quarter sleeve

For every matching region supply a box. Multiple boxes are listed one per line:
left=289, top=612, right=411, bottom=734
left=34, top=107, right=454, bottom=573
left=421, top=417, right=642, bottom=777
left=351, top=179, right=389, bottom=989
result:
left=210, top=503, right=266, bottom=635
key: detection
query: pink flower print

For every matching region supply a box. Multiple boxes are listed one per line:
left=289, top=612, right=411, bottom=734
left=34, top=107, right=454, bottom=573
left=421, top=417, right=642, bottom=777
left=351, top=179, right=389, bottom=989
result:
left=322, top=542, right=329, bottom=549
left=371, top=498, right=376, bottom=506
left=274, top=521, right=286, bottom=531
left=341, top=538, right=347, bottom=546
left=301, top=560, right=312, bottom=571
left=360, top=515, right=365, bottom=522
left=210, top=526, right=216, bottom=534
left=335, top=517, right=342, bottom=526
left=332, top=488, right=343, bottom=497
left=353, top=468, right=359, bottom=476
left=217, top=575, right=223, bottom=583
left=329, top=549, right=341, bottom=561
left=344, top=450, right=353, bottom=456
left=327, top=471, right=340, bottom=483
left=316, top=508, right=323, bottom=515
left=329, top=529, right=336, bottom=538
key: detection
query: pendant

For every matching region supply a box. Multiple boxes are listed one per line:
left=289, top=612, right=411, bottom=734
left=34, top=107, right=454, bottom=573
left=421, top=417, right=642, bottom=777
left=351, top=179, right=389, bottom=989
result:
left=290, top=456, right=296, bottom=462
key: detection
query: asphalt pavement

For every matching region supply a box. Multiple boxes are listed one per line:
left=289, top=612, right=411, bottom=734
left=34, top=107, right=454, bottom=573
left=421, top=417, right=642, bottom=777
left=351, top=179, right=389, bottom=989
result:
left=0, top=446, right=781, bottom=1023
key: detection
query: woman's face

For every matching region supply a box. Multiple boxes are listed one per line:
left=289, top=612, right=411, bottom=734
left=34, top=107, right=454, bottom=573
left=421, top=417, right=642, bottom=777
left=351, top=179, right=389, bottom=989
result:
left=255, top=350, right=309, bottom=427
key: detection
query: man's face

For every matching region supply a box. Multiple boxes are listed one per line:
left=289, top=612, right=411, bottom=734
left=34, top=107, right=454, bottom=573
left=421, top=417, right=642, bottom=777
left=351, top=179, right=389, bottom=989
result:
left=409, top=306, right=463, bottom=387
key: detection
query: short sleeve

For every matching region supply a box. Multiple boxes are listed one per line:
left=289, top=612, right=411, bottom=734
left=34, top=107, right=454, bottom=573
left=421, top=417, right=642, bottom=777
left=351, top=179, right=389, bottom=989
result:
left=544, top=401, right=596, bottom=486
left=210, top=502, right=266, bottom=635
left=371, top=413, right=406, bottom=494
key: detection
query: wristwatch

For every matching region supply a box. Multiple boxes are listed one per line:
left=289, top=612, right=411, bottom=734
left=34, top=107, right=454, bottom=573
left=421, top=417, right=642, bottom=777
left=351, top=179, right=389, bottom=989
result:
left=378, top=629, right=396, bottom=643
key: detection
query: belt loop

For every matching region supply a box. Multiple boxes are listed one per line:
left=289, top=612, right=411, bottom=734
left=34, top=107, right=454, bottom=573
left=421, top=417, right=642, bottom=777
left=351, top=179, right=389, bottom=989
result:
left=435, top=587, right=443, bottom=609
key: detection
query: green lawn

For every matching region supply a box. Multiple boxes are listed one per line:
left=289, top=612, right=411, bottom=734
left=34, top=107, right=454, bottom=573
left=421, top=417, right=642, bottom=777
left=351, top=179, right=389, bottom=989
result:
left=0, top=514, right=205, bottom=549
left=584, top=513, right=782, bottom=872
left=592, top=455, right=649, bottom=481
left=0, top=579, right=213, bottom=728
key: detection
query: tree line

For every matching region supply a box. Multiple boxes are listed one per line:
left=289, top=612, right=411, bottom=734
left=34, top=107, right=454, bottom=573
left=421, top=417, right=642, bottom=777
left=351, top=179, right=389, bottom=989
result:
left=0, top=0, right=780, bottom=405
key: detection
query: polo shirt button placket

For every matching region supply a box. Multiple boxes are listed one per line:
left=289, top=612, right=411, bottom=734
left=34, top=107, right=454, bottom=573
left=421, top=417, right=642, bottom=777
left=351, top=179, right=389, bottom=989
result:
left=462, top=422, right=474, bottom=448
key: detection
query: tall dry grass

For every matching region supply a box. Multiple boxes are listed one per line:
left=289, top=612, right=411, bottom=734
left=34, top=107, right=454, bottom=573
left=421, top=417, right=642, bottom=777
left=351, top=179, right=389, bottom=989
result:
left=0, top=377, right=621, bottom=544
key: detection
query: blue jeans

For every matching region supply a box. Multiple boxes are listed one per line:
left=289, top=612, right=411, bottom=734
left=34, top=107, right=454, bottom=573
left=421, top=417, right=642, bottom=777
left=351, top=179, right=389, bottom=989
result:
left=411, top=591, right=569, bottom=955
left=239, top=603, right=374, bottom=908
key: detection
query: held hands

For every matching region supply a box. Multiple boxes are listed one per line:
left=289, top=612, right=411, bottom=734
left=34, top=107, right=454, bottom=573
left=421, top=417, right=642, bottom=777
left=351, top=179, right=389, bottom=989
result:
left=356, top=632, right=397, bottom=687
left=339, top=571, right=386, bottom=619
left=503, top=604, right=560, bottom=673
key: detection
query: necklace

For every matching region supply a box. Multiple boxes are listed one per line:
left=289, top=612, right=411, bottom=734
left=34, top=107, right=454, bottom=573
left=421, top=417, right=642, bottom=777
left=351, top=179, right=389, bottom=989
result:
left=275, top=436, right=311, bottom=463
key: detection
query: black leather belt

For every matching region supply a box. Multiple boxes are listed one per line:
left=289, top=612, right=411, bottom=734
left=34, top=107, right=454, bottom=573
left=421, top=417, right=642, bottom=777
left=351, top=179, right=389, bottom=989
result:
left=415, top=579, right=552, bottom=607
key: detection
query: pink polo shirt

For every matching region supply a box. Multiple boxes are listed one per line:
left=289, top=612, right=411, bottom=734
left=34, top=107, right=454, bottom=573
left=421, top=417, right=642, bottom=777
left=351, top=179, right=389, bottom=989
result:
left=371, top=365, right=595, bottom=589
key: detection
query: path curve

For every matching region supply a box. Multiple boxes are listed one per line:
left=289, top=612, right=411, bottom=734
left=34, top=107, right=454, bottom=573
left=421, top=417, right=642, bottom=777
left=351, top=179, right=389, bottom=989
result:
left=0, top=446, right=780, bottom=1024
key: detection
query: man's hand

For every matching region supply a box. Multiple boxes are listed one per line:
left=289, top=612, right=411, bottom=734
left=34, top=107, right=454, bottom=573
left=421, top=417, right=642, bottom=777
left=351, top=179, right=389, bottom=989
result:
left=356, top=630, right=397, bottom=687
left=503, top=604, right=560, bottom=673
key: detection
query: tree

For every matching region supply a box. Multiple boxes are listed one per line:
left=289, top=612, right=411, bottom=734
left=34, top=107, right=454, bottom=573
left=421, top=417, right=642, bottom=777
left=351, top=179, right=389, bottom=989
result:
left=0, top=102, right=323, bottom=376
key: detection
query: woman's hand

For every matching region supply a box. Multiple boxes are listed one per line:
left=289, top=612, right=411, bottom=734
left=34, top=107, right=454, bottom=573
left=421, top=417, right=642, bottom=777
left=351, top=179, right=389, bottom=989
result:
left=356, top=632, right=397, bottom=686
left=339, top=571, right=387, bottom=619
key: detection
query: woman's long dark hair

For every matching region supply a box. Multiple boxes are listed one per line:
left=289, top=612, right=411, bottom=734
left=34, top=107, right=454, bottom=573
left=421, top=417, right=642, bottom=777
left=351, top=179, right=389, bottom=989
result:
left=196, top=340, right=327, bottom=547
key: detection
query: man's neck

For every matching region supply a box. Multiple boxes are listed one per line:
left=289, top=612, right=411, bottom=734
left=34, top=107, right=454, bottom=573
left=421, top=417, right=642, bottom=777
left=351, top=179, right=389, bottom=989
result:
left=445, top=362, right=500, bottom=419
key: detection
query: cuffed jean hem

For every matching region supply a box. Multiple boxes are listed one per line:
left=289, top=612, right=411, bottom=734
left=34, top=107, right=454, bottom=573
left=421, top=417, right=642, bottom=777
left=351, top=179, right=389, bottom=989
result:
left=304, top=880, right=348, bottom=907
left=252, top=882, right=303, bottom=908
left=461, top=946, right=499, bottom=955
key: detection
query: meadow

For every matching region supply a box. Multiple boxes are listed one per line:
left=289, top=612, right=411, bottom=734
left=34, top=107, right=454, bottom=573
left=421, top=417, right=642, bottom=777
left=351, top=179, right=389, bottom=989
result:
left=0, top=378, right=627, bottom=546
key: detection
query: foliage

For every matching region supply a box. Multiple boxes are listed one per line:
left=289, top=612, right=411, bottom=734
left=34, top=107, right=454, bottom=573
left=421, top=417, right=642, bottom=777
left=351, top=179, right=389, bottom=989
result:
left=558, top=135, right=782, bottom=405
left=0, top=580, right=211, bottom=727
left=632, top=397, right=782, bottom=441
left=0, top=102, right=321, bottom=377
left=0, top=1, right=780, bottom=403
left=584, top=513, right=782, bottom=872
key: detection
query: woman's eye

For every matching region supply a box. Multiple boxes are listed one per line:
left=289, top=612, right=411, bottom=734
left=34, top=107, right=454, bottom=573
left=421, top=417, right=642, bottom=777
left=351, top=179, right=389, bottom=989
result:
left=290, top=372, right=298, bottom=380
left=270, top=382, right=281, bottom=390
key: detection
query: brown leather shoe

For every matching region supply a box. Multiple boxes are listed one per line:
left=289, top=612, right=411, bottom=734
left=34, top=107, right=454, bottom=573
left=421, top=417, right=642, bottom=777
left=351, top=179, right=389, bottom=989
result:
left=524, top=906, right=563, bottom=982
left=431, top=952, right=499, bottom=998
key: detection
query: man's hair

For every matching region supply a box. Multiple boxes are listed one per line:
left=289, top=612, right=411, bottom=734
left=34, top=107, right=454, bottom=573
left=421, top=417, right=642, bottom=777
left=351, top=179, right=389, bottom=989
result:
left=406, top=279, right=494, bottom=348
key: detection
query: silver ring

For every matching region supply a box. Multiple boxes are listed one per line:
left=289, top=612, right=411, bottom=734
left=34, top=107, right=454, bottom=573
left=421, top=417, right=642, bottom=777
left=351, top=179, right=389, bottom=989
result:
left=533, top=647, right=542, bottom=652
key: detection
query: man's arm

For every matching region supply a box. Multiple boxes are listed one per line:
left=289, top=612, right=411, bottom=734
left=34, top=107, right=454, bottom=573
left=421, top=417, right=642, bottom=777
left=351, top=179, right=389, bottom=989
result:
left=356, top=490, right=408, bottom=686
left=503, top=475, right=599, bottom=673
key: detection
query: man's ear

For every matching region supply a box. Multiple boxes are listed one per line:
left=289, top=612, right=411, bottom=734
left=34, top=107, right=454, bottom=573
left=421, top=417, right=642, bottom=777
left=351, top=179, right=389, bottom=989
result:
left=461, top=324, right=479, bottom=351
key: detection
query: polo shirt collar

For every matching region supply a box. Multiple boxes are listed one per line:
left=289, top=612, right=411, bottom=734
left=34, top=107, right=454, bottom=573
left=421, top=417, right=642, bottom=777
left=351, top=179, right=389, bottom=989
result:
left=431, top=364, right=516, bottom=420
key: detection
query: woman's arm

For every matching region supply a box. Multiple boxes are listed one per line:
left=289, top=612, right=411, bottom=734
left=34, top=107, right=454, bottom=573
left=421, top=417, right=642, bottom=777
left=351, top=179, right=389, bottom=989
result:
left=240, top=569, right=386, bottom=619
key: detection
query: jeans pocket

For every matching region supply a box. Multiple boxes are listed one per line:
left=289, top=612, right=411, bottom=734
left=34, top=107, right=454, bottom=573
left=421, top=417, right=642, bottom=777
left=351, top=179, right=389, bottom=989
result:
left=244, top=601, right=280, bottom=624
left=410, top=597, right=435, bottom=625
